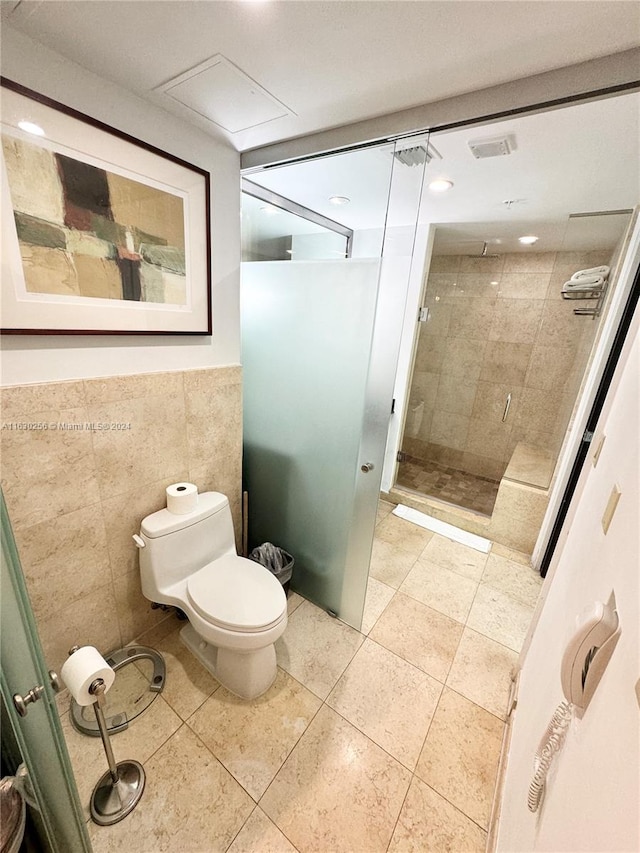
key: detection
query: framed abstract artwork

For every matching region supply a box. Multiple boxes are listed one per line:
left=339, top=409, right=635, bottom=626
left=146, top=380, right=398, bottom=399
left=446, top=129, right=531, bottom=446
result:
left=1, top=78, right=211, bottom=335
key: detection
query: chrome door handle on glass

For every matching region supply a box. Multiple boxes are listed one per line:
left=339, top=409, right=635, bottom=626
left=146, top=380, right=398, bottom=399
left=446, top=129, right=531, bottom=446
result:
left=13, top=671, right=60, bottom=717
left=361, top=462, right=374, bottom=473
left=502, top=393, right=512, bottom=423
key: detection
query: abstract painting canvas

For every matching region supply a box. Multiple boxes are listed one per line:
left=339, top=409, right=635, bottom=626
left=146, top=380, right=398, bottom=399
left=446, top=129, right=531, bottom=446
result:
left=1, top=79, right=211, bottom=335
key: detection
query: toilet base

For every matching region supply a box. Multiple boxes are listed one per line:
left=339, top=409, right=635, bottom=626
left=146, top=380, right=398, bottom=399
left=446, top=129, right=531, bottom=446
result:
left=179, top=623, right=277, bottom=700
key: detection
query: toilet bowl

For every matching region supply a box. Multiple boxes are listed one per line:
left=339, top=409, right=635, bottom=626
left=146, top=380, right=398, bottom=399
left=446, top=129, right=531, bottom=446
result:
left=135, top=492, right=287, bottom=699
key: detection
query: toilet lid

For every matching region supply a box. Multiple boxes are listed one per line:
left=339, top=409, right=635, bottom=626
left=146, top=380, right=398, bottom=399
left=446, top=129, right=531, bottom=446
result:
left=186, top=555, right=286, bottom=632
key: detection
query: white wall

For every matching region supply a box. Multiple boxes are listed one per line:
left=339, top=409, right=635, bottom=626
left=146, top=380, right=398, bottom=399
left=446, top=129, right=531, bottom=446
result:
left=0, top=26, right=241, bottom=386
left=496, top=304, right=639, bottom=851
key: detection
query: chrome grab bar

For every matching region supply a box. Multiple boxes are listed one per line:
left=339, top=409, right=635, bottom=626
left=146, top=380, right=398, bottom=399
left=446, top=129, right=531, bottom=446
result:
left=502, top=393, right=512, bottom=423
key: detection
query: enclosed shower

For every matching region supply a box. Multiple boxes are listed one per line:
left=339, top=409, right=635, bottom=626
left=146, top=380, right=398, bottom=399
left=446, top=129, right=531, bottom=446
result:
left=392, top=211, right=632, bottom=552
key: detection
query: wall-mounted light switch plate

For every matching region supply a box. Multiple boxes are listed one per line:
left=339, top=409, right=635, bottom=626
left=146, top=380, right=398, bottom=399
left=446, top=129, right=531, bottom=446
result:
left=592, top=432, right=606, bottom=467
left=601, top=484, right=621, bottom=534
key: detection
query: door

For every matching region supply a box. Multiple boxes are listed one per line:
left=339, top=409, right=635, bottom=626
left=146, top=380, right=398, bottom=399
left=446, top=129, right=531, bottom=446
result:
left=1, top=490, right=90, bottom=852
left=241, top=140, right=427, bottom=628
left=493, top=310, right=639, bottom=851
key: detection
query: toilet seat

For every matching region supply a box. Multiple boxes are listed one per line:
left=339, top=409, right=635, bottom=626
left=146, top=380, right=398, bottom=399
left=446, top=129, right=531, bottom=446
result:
left=186, top=555, right=286, bottom=634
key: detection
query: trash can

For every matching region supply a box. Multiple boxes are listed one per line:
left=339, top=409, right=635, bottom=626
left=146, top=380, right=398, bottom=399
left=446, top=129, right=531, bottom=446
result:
left=249, top=542, right=294, bottom=596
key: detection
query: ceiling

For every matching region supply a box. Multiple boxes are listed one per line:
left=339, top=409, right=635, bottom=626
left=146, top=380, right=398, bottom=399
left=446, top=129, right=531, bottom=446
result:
left=245, top=91, right=640, bottom=254
left=2, top=0, right=639, bottom=153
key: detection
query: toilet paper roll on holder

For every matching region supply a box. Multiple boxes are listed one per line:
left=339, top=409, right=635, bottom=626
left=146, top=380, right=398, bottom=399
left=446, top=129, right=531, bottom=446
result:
left=67, top=646, right=145, bottom=826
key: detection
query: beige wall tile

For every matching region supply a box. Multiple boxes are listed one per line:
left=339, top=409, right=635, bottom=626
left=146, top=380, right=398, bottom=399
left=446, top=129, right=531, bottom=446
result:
left=101, top=475, right=189, bottom=579
left=1, top=407, right=101, bottom=529
left=459, top=255, right=504, bottom=275
left=444, top=337, right=487, bottom=380
left=489, top=480, right=549, bottom=553
left=435, top=374, right=478, bottom=416
left=428, top=255, right=461, bottom=273
left=38, top=582, right=121, bottom=676
left=414, top=334, right=446, bottom=372
left=416, top=687, right=503, bottom=829
left=448, top=297, right=497, bottom=340
left=512, top=387, right=563, bottom=435
left=471, top=381, right=522, bottom=424
left=503, top=252, right=556, bottom=274
left=424, top=272, right=458, bottom=299
left=465, top=417, right=510, bottom=462
left=83, top=370, right=184, bottom=404
left=461, top=452, right=505, bottom=481
left=481, top=341, right=532, bottom=386
left=1, top=380, right=85, bottom=419
left=488, top=298, right=544, bottom=343
left=497, top=272, right=550, bottom=300
left=430, top=409, right=470, bottom=451
left=113, top=570, right=168, bottom=645
left=524, top=345, right=576, bottom=391
left=88, top=393, right=189, bottom=498
left=536, top=301, right=585, bottom=349
left=421, top=300, right=452, bottom=337
left=14, top=505, right=110, bottom=622
left=451, top=272, right=501, bottom=298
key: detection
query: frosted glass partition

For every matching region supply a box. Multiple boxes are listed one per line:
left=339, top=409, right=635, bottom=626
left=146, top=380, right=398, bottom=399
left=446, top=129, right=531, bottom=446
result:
left=242, top=259, right=380, bottom=621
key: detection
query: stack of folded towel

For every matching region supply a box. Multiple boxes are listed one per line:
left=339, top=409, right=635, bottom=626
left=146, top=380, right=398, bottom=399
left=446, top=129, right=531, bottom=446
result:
left=562, top=265, right=610, bottom=295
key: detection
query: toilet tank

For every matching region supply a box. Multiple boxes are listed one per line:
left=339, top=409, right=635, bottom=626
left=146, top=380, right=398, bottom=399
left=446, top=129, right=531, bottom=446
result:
left=138, top=491, right=237, bottom=601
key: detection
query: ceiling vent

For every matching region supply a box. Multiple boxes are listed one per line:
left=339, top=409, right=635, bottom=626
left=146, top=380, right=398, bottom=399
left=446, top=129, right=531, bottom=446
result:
left=468, top=135, right=513, bottom=159
left=393, top=141, right=442, bottom=167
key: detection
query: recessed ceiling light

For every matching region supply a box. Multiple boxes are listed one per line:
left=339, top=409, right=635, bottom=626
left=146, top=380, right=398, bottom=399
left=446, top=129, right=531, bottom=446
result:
left=428, top=179, right=454, bottom=192
left=260, top=205, right=283, bottom=216
left=18, top=120, right=45, bottom=136
left=329, top=196, right=350, bottom=205
left=518, top=235, right=539, bottom=245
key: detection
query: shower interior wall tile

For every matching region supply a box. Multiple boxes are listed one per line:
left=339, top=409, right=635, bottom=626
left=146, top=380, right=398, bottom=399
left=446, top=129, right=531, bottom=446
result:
left=480, top=342, right=533, bottom=386
left=428, top=255, right=461, bottom=274
left=429, top=411, right=470, bottom=452
left=1, top=366, right=243, bottom=667
left=435, top=374, right=478, bottom=417
left=496, top=272, right=551, bottom=300
left=444, top=338, right=487, bottom=381
left=488, top=480, right=550, bottom=554
left=461, top=452, right=505, bottom=481
left=502, top=252, right=556, bottom=274
left=488, top=298, right=544, bottom=344
left=448, top=298, right=497, bottom=339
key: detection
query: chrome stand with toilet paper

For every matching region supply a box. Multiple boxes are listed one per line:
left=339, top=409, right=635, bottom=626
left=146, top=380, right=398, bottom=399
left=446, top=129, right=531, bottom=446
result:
left=62, top=646, right=145, bottom=825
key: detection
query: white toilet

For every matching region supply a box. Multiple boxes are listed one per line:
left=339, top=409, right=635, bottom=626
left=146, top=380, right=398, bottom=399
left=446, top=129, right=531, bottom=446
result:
left=135, top=491, right=287, bottom=700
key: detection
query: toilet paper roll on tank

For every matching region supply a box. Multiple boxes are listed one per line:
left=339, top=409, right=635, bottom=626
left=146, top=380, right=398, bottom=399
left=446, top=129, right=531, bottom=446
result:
left=166, top=482, right=199, bottom=514
left=61, top=646, right=115, bottom=706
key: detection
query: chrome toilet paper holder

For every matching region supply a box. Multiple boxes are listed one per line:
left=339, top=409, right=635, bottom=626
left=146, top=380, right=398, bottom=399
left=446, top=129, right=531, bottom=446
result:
left=68, top=646, right=145, bottom=826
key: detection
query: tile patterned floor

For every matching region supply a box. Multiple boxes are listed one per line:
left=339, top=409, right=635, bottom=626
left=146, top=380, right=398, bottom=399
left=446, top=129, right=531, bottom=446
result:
left=397, top=457, right=501, bottom=516
left=62, top=500, right=543, bottom=853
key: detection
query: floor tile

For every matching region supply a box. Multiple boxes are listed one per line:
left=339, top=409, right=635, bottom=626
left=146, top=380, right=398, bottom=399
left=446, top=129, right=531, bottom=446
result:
left=420, top=533, right=489, bottom=581
left=327, top=639, right=442, bottom=770
left=88, top=725, right=254, bottom=852
left=369, top=592, right=463, bottom=683
left=227, top=807, right=298, bottom=853
left=467, top=584, right=535, bottom=652
left=368, top=538, right=418, bottom=588
left=360, top=576, right=395, bottom=634
left=375, top=513, right=434, bottom=557
left=388, top=776, right=486, bottom=853
left=482, top=552, right=543, bottom=607
left=275, top=600, right=364, bottom=700
left=376, top=499, right=395, bottom=525
left=446, top=628, right=518, bottom=719
left=415, top=687, right=504, bottom=829
left=187, top=668, right=321, bottom=800
left=286, top=592, right=304, bottom=616
left=400, top=559, right=478, bottom=623
left=154, top=625, right=220, bottom=720
left=260, top=705, right=411, bottom=853
left=61, top=695, right=181, bottom=820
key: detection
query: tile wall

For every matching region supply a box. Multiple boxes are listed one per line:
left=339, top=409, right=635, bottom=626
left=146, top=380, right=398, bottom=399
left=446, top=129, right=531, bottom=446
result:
left=402, top=250, right=611, bottom=481
left=1, top=366, right=242, bottom=674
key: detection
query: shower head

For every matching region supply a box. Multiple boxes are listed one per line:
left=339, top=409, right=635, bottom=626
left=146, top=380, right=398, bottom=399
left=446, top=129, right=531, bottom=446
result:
left=466, top=241, right=500, bottom=259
